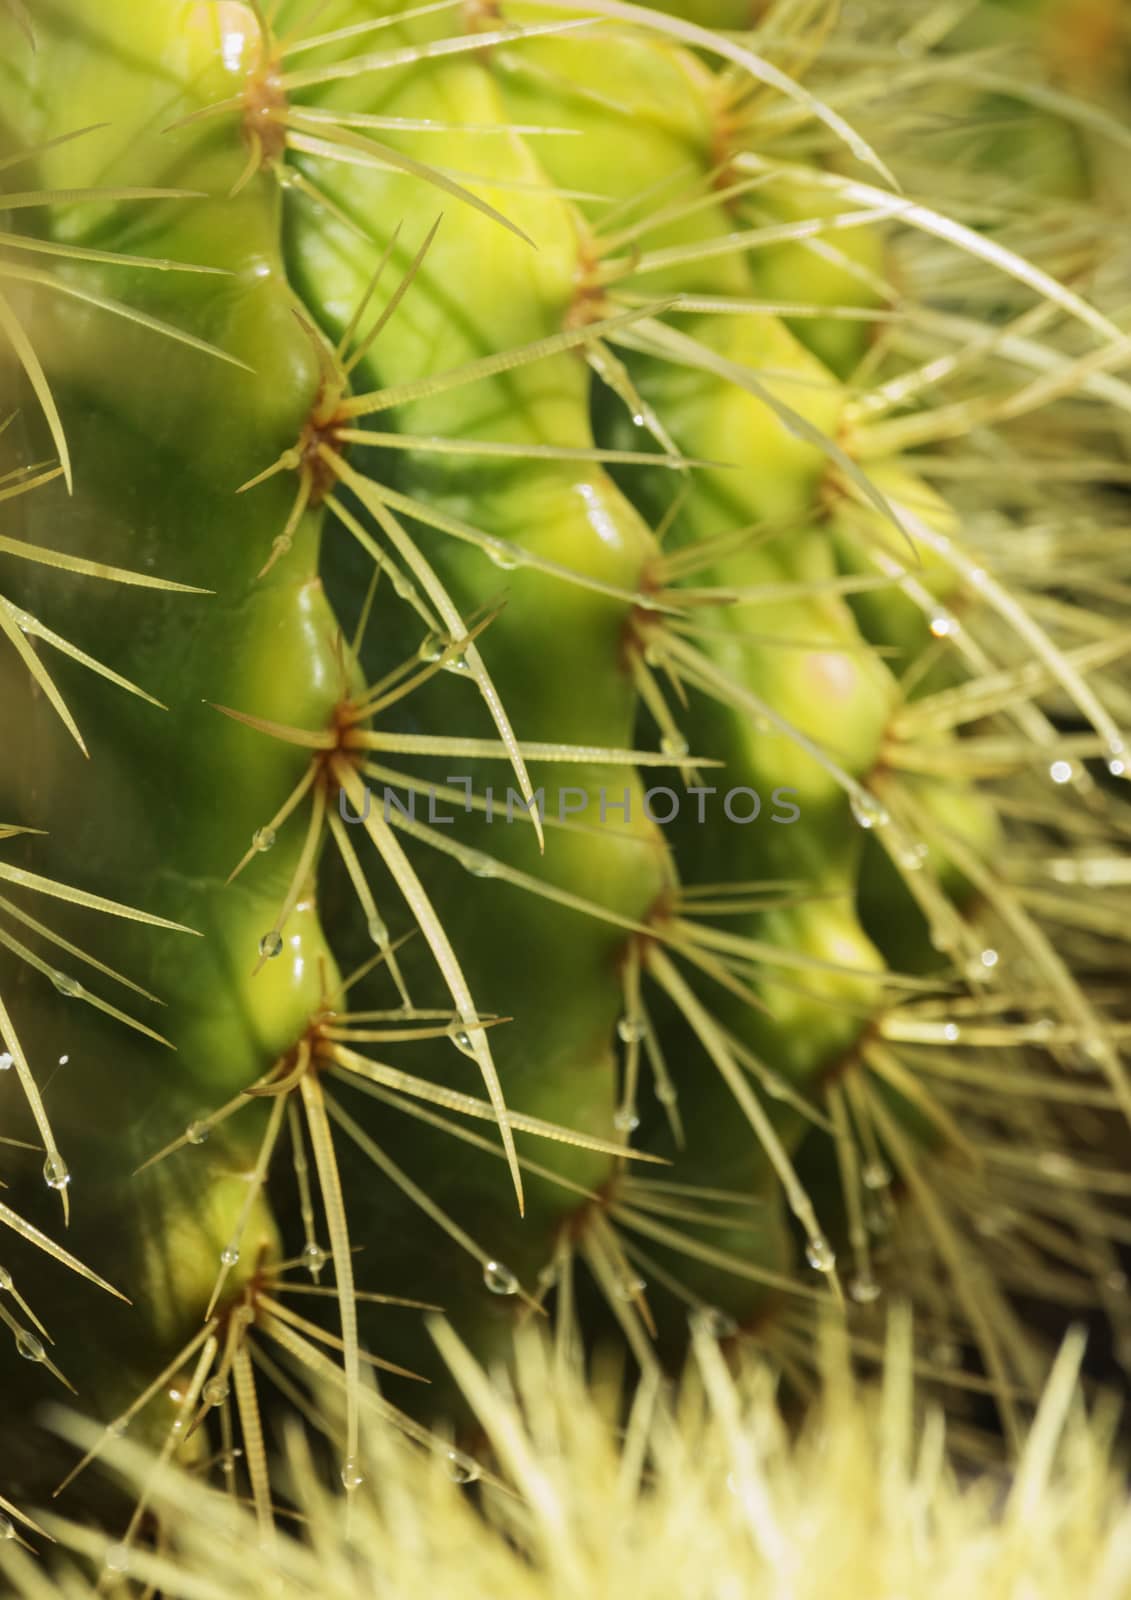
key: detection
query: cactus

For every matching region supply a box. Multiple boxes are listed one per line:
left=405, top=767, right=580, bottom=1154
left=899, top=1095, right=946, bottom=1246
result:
left=1, top=0, right=1129, bottom=1561
left=7, top=1321, right=1131, bottom=1599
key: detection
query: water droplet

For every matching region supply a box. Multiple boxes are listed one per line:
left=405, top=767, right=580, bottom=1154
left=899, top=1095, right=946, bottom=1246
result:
left=942, top=1022, right=961, bottom=1042
left=51, top=971, right=82, bottom=998
left=848, top=1272, right=882, bottom=1305
left=862, top=1161, right=891, bottom=1191
left=0, top=1266, right=11, bottom=1291
left=762, top=1072, right=788, bottom=1100
left=220, top=1245, right=241, bottom=1267
left=616, top=1015, right=646, bottom=1044
left=302, top=1242, right=328, bottom=1273
left=450, top=1026, right=476, bottom=1057
left=1037, top=1151, right=1073, bottom=1180
left=482, top=1260, right=518, bottom=1296
left=966, top=940, right=998, bottom=979
left=239, top=253, right=273, bottom=286
left=0, top=1514, right=13, bottom=1541
left=16, top=1329, right=45, bottom=1363
left=894, top=838, right=929, bottom=872
left=1106, top=740, right=1127, bottom=778
left=392, top=573, right=414, bottom=601
left=805, top=1234, right=836, bottom=1273
left=615, top=1274, right=647, bottom=1300
left=103, top=1543, right=132, bottom=1574
left=444, top=1448, right=481, bottom=1484
left=43, top=1153, right=70, bottom=1191
left=485, top=539, right=518, bottom=571
left=850, top=790, right=889, bottom=830
left=185, top=1119, right=210, bottom=1146
left=258, top=931, right=283, bottom=959
left=0, top=1052, right=11, bottom=1071
left=631, top=412, right=645, bottom=427
left=443, top=653, right=471, bottom=676
left=975, top=1207, right=1015, bottom=1240
left=613, top=1107, right=640, bottom=1133
left=1077, top=1036, right=1108, bottom=1067
left=367, top=914, right=389, bottom=948
left=202, top=1376, right=230, bottom=1407
left=253, top=826, right=276, bottom=853
left=655, top=1081, right=678, bottom=1107
left=417, top=632, right=445, bottom=663
left=1049, top=760, right=1075, bottom=786
left=660, top=733, right=689, bottom=759
left=690, top=1305, right=738, bottom=1338
left=463, top=851, right=498, bottom=879
left=928, top=608, right=960, bottom=640
left=1106, top=1269, right=1129, bottom=1296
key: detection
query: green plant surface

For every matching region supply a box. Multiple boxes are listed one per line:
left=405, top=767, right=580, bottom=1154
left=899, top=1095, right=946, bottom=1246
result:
left=0, top=0, right=1130, bottom=1565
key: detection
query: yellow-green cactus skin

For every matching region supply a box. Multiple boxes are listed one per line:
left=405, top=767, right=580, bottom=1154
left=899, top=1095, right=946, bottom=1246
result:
left=1, top=0, right=1130, bottom=1551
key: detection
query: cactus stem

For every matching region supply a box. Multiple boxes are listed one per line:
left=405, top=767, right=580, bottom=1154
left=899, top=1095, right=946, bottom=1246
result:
left=0, top=838, right=195, bottom=1246
left=325, top=1094, right=539, bottom=1316
left=322, top=1039, right=666, bottom=1163
left=341, top=213, right=444, bottom=377
left=333, top=468, right=544, bottom=849
left=1, top=141, right=249, bottom=493
left=609, top=1196, right=817, bottom=1301
left=333, top=757, right=524, bottom=1213
left=657, top=626, right=882, bottom=810
left=647, top=944, right=843, bottom=1300
left=736, top=152, right=1125, bottom=346
left=337, top=1070, right=611, bottom=1212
